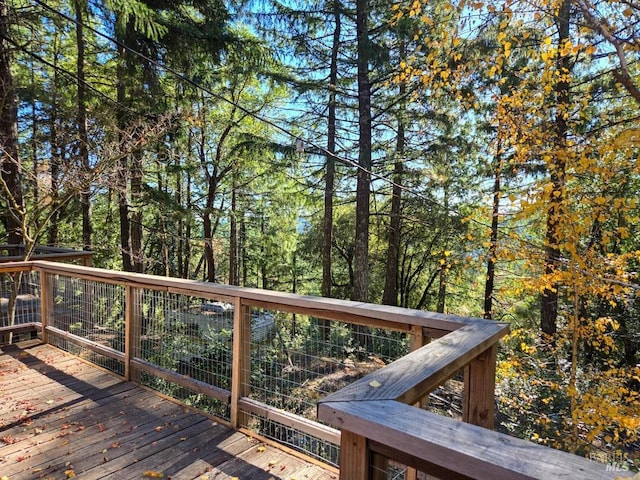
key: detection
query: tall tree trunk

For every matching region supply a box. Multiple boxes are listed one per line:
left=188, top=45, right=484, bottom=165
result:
left=176, top=155, right=184, bottom=277
left=484, top=139, right=502, bottom=319
left=47, top=37, right=61, bottom=246
left=322, top=0, right=341, bottom=300
left=241, top=214, right=248, bottom=287
left=130, top=148, right=144, bottom=273
left=75, top=0, right=92, bottom=251
left=207, top=121, right=233, bottom=282
left=382, top=38, right=406, bottom=307
left=157, top=163, right=170, bottom=276
left=184, top=167, right=192, bottom=278
left=353, top=0, right=372, bottom=303
left=437, top=183, right=451, bottom=313
left=436, top=265, right=447, bottom=313
left=541, top=0, right=571, bottom=336
left=0, top=0, right=24, bottom=246
left=116, top=39, right=133, bottom=271
left=31, top=64, right=39, bottom=207
left=201, top=133, right=217, bottom=282
left=260, top=214, right=267, bottom=289
left=229, top=171, right=239, bottom=286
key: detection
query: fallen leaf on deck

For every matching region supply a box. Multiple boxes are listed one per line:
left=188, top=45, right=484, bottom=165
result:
left=154, top=426, right=163, bottom=432
left=142, top=470, right=164, bottom=478
left=64, top=469, right=75, bottom=478
left=46, top=400, right=54, bottom=404
left=98, top=423, right=106, bottom=432
left=257, top=446, right=266, bottom=452
left=111, top=442, right=120, bottom=448
left=268, top=459, right=277, bottom=467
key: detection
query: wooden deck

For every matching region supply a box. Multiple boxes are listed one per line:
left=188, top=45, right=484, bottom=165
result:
left=0, top=342, right=338, bottom=480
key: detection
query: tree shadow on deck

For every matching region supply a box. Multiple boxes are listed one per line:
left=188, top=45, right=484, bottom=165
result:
left=0, top=342, right=332, bottom=480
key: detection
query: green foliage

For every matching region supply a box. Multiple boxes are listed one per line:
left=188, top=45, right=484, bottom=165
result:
left=498, top=328, right=640, bottom=467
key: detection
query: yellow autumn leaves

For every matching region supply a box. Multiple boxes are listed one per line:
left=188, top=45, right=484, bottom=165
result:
left=143, top=471, right=164, bottom=478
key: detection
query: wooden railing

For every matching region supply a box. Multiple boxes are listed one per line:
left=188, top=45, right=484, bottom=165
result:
left=0, top=261, right=618, bottom=479
left=0, top=244, right=93, bottom=265
left=317, top=343, right=619, bottom=479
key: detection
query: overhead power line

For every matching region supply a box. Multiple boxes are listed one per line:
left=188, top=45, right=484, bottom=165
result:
left=31, top=0, right=478, bottom=222
left=0, top=33, right=137, bottom=116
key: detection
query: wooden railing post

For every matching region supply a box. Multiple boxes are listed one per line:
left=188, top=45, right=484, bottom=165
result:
left=125, top=285, right=142, bottom=382
left=231, top=298, right=251, bottom=428
left=39, top=269, right=51, bottom=344
left=410, top=325, right=429, bottom=409
left=462, top=343, right=498, bottom=429
left=340, top=430, right=369, bottom=480
left=406, top=324, right=428, bottom=480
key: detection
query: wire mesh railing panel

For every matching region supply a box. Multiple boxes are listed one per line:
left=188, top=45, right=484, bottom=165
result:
left=0, top=270, right=41, bottom=327
left=248, top=312, right=410, bottom=418
left=139, top=371, right=231, bottom=420
left=371, top=456, right=443, bottom=480
left=136, top=290, right=233, bottom=420
left=242, top=410, right=340, bottom=467
left=47, top=274, right=125, bottom=374
left=48, top=274, right=126, bottom=349
left=242, top=308, right=411, bottom=463
left=47, top=334, right=126, bottom=375
left=425, top=370, right=464, bottom=420
left=371, top=458, right=409, bottom=480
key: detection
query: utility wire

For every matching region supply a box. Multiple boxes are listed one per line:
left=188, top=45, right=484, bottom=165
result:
left=32, top=0, right=482, bottom=224
left=0, top=32, right=137, bottom=116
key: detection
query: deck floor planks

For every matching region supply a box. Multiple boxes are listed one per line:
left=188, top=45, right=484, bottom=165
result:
left=0, top=384, right=143, bottom=461
left=96, top=420, right=231, bottom=480
left=0, top=370, right=126, bottom=419
left=0, top=342, right=338, bottom=480
left=79, top=418, right=215, bottom=479
left=0, top=388, right=170, bottom=474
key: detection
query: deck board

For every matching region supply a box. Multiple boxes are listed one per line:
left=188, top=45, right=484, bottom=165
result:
left=0, top=342, right=338, bottom=480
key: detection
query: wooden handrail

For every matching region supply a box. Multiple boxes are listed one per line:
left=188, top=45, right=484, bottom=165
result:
left=27, top=260, right=485, bottom=332
left=313, top=305, right=615, bottom=477
left=321, top=321, right=507, bottom=405
left=319, top=399, right=617, bottom=479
